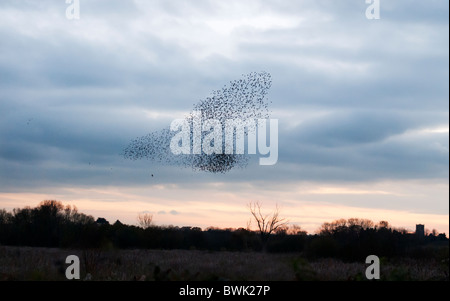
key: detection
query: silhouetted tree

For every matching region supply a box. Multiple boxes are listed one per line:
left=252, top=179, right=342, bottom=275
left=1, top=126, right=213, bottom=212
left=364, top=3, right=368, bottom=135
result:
left=286, top=224, right=308, bottom=236
left=378, top=220, right=390, bottom=229
left=248, top=201, right=288, bottom=251
left=96, top=217, right=109, bottom=225
left=0, top=201, right=447, bottom=259
left=0, top=209, right=12, bottom=224
left=137, top=213, right=153, bottom=229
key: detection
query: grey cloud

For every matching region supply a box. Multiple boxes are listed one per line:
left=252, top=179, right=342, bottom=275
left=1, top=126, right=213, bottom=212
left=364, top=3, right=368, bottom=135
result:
left=381, top=0, right=449, bottom=24
left=276, top=130, right=448, bottom=182
left=157, top=210, right=179, bottom=216
left=285, top=110, right=447, bottom=147
left=82, top=0, right=139, bottom=16
left=0, top=0, right=447, bottom=194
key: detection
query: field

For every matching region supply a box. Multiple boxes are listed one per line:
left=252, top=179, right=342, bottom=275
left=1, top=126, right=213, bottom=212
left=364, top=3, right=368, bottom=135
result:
left=0, top=246, right=448, bottom=281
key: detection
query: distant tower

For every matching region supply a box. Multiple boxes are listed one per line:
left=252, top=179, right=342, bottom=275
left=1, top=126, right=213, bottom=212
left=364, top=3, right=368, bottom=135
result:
left=416, top=224, right=425, bottom=237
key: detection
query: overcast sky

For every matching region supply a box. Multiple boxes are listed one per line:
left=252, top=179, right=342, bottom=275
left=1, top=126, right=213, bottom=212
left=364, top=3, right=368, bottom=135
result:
left=0, top=0, right=448, bottom=233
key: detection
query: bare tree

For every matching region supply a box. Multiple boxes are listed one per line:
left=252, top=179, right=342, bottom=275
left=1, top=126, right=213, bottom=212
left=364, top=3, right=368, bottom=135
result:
left=137, top=213, right=153, bottom=229
left=286, top=224, right=307, bottom=236
left=378, top=220, right=390, bottom=229
left=248, top=201, right=288, bottom=251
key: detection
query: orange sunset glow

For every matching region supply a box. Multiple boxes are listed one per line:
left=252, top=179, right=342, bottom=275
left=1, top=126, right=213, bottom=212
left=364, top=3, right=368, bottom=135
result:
left=1, top=177, right=448, bottom=235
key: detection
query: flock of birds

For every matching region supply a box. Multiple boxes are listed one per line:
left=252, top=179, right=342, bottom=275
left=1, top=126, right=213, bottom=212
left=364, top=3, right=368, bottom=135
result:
left=123, top=71, right=273, bottom=173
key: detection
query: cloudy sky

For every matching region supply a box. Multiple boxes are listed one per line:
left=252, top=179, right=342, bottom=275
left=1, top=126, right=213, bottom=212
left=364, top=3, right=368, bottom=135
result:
left=0, top=0, right=448, bottom=234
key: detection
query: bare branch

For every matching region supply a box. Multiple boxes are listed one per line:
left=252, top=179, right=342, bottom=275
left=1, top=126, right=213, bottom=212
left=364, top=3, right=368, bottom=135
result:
left=137, top=213, right=153, bottom=229
left=247, top=201, right=289, bottom=250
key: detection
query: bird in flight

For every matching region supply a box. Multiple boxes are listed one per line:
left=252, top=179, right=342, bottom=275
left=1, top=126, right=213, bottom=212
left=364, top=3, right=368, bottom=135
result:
left=123, top=71, right=272, bottom=173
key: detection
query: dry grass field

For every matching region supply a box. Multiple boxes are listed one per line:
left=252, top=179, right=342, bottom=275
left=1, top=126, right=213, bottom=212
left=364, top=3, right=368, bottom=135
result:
left=0, top=246, right=448, bottom=281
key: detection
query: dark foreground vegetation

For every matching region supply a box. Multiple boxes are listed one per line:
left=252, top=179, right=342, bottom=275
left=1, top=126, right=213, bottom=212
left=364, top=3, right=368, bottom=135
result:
left=0, top=201, right=448, bottom=281
left=1, top=246, right=448, bottom=281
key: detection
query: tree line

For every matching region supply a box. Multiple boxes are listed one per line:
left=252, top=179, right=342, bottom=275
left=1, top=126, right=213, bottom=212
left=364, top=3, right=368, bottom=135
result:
left=0, top=200, right=447, bottom=261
